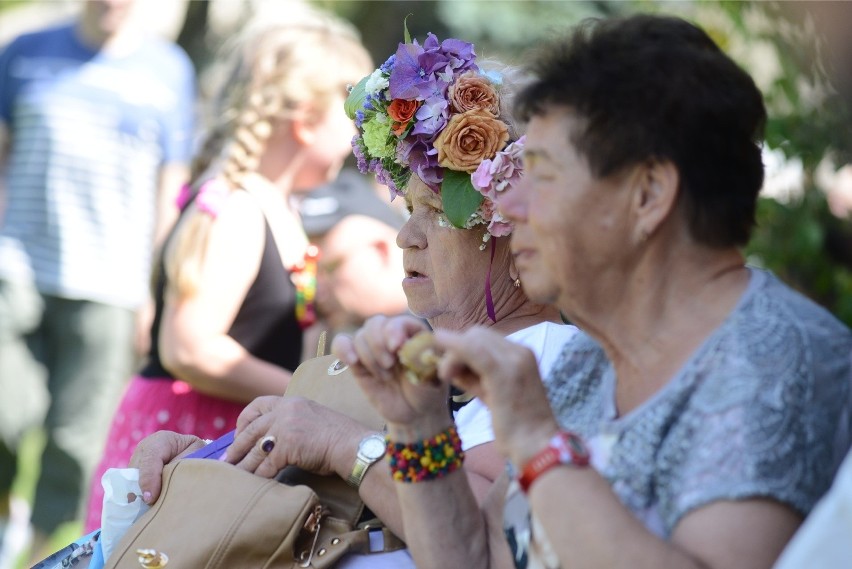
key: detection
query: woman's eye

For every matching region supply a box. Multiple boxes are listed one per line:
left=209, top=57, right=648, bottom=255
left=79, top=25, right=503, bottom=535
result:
left=436, top=212, right=451, bottom=227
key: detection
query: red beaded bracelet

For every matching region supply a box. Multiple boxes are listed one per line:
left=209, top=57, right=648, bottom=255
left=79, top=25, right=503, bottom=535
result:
left=518, top=431, right=590, bottom=493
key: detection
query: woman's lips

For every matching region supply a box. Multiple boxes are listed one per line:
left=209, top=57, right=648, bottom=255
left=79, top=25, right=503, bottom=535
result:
left=403, top=270, right=429, bottom=284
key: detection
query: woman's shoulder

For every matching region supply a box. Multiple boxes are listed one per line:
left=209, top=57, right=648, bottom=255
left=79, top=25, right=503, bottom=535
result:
left=738, top=269, right=852, bottom=350
left=185, top=189, right=266, bottom=264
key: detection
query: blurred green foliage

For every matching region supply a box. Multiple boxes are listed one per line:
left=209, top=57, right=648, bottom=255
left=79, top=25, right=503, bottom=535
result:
left=323, top=0, right=852, bottom=326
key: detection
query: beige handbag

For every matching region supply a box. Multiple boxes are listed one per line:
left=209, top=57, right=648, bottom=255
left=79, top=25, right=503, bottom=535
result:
left=103, top=354, right=404, bottom=569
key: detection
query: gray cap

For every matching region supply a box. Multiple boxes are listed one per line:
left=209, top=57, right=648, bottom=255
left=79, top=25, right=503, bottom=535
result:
left=299, top=170, right=405, bottom=238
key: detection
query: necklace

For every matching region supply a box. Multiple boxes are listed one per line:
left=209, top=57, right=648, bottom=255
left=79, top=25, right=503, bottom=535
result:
left=291, top=244, right=319, bottom=329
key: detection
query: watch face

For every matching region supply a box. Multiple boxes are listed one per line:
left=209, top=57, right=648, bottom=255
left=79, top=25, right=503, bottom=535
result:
left=361, top=435, right=387, bottom=460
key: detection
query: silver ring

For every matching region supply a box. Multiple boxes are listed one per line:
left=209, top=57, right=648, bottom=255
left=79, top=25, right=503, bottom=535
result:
left=258, top=435, right=276, bottom=454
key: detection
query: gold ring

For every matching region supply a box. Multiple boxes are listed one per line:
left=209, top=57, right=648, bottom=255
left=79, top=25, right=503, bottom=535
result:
left=258, top=435, right=276, bottom=454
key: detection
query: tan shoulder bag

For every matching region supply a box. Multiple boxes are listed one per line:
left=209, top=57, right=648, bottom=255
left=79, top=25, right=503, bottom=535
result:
left=103, top=354, right=404, bottom=569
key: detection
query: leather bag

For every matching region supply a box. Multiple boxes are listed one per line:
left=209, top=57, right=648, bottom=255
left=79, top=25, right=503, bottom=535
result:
left=103, top=354, right=403, bottom=569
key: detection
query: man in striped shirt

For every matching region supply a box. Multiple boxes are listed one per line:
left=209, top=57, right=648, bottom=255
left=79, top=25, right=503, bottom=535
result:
left=0, top=0, right=195, bottom=556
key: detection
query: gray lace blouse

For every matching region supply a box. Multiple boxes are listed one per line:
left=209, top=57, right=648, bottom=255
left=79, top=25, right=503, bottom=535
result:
left=544, top=268, right=852, bottom=538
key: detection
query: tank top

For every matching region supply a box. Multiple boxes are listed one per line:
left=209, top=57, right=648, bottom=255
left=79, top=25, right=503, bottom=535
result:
left=140, top=216, right=303, bottom=379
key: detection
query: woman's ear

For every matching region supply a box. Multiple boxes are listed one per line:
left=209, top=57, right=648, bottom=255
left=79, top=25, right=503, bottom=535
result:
left=632, top=159, right=679, bottom=243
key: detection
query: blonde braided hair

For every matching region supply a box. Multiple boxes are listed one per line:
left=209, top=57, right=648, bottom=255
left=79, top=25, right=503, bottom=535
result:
left=164, top=12, right=372, bottom=298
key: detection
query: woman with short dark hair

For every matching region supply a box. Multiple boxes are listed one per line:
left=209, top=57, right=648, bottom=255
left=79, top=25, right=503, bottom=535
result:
left=337, top=14, right=852, bottom=569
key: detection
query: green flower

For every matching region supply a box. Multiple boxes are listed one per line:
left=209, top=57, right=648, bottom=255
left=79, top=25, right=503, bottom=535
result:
left=362, top=117, right=395, bottom=159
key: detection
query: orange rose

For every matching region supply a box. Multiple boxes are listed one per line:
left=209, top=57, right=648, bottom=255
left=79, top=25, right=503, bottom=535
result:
left=449, top=72, right=500, bottom=116
left=434, top=110, right=510, bottom=173
left=387, top=99, right=420, bottom=135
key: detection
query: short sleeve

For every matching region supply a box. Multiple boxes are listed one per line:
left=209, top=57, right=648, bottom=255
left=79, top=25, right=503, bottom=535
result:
left=656, top=320, right=851, bottom=534
left=454, top=398, right=495, bottom=451
left=0, top=38, right=20, bottom=125
left=158, top=46, right=196, bottom=164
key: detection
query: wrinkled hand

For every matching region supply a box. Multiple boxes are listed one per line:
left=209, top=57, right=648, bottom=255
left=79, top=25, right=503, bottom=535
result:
left=332, top=315, right=452, bottom=441
left=130, top=430, right=207, bottom=504
left=225, top=395, right=367, bottom=479
left=434, top=327, right=559, bottom=466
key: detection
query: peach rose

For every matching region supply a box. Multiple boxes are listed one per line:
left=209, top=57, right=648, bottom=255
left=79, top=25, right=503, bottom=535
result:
left=449, top=72, right=500, bottom=116
left=387, top=99, right=420, bottom=135
left=434, top=110, right=510, bottom=173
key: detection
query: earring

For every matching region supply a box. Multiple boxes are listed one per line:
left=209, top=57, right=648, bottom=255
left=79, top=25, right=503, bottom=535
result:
left=513, top=278, right=521, bottom=288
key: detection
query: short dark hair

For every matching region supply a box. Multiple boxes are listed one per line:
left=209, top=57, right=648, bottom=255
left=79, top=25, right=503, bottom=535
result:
left=517, top=15, right=767, bottom=248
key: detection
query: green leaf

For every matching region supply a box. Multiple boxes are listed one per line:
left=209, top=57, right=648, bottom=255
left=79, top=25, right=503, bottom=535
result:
left=403, top=14, right=413, bottom=44
left=441, top=169, right=482, bottom=228
left=344, top=76, right=370, bottom=120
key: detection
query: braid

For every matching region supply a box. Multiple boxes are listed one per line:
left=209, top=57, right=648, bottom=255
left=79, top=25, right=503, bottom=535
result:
left=164, top=10, right=372, bottom=299
left=221, top=92, right=275, bottom=189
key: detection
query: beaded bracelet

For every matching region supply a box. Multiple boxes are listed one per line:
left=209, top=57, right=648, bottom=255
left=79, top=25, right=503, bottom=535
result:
left=386, top=425, right=465, bottom=483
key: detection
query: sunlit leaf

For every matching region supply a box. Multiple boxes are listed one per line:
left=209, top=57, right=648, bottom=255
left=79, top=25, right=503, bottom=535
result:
left=441, top=169, right=482, bottom=228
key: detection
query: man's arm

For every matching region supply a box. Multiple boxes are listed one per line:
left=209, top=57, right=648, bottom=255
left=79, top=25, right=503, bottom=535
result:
left=153, top=162, right=190, bottom=248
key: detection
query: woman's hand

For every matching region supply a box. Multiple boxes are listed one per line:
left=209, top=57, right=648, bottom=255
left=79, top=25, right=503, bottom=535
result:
left=332, top=315, right=453, bottom=441
left=130, top=431, right=207, bottom=504
left=435, top=327, right=560, bottom=467
left=225, top=395, right=367, bottom=479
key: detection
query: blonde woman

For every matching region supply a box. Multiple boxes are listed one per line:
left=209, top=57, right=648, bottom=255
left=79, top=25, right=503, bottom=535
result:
left=84, top=13, right=372, bottom=531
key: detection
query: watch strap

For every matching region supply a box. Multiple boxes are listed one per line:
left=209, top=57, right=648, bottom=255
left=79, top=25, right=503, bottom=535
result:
left=347, top=458, right=371, bottom=488
left=347, top=434, right=386, bottom=488
left=518, top=431, right=590, bottom=493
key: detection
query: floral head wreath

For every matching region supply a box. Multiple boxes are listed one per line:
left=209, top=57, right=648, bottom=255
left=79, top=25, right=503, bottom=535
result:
left=345, top=24, right=524, bottom=247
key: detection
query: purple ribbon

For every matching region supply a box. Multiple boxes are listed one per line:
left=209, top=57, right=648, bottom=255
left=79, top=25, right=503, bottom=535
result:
left=485, top=237, right=497, bottom=323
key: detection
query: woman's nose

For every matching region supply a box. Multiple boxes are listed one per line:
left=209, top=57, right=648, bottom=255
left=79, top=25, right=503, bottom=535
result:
left=396, top=216, right=422, bottom=249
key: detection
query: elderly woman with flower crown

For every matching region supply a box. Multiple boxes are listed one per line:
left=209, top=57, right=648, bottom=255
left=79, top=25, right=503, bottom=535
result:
left=335, top=14, right=852, bottom=569
left=130, top=29, right=576, bottom=568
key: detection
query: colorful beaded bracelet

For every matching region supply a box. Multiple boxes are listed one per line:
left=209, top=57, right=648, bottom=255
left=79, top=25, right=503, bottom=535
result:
left=386, top=425, right=465, bottom=483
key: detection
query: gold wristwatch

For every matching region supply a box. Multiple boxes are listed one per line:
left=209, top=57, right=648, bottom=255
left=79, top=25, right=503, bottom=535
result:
left=347, top=433, right=387, bottom=488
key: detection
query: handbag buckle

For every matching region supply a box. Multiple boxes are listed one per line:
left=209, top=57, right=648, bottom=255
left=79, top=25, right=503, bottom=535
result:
left=136, top=548, right=169, bottom=568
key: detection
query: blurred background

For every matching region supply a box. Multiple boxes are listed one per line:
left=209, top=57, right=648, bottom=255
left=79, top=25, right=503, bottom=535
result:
left=3, top=0, right=852, bottom=321
left=1, top=0, right=851, bottom=566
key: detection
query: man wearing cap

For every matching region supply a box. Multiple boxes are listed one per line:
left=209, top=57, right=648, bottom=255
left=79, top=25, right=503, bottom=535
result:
left=300, top=170, right=409, bottom=342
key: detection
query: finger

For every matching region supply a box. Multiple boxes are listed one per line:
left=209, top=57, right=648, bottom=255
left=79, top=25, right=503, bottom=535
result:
left=331, top=334, right=359, bottom=367
left=235, top=395, right=279, bottom=434
left=227, top=411, right=272, bottom=464
left=353, top=323, right=397, bottom=383
left=132, top=431, right=202, bottom=504
left=383, top=316, right=429, bottom=353
left=434, top=328, right=511, bottom=378
left=235, top=434, right=279, bottom=476
left=362, top=315, right=397, bottom=369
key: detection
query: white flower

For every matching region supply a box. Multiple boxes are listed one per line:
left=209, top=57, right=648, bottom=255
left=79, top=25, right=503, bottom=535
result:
left=365, top=69, right=389, bottom=95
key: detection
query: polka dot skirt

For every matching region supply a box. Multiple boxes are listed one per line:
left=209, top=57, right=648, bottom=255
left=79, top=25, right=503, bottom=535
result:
left=84, top=375, right=244, bottom=532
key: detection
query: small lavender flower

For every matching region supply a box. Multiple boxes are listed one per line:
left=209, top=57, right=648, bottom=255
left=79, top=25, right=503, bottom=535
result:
left=351, top=136, right=368, bottom=172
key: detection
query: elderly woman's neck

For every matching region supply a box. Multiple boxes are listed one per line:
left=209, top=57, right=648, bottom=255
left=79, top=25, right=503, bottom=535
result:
left=574, top=242, right=749, bottom=412
left=430, top=301, right=562, bottom=337
left=490, top=303, right=563, bottom=337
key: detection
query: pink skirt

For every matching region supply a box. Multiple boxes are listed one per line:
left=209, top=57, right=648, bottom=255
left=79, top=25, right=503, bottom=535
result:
left=84, top=375, right=245, bottom=532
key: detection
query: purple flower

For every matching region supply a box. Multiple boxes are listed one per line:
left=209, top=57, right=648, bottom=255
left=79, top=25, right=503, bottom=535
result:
left=389, top=41, right=435, bottom=100
left=380, top=54, right=396, bottom=74
left=411, top=96, right=448, bottom=136
left=439, top=37, right=477, bottom=73
left=352, top=136, right=369, bottom=173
